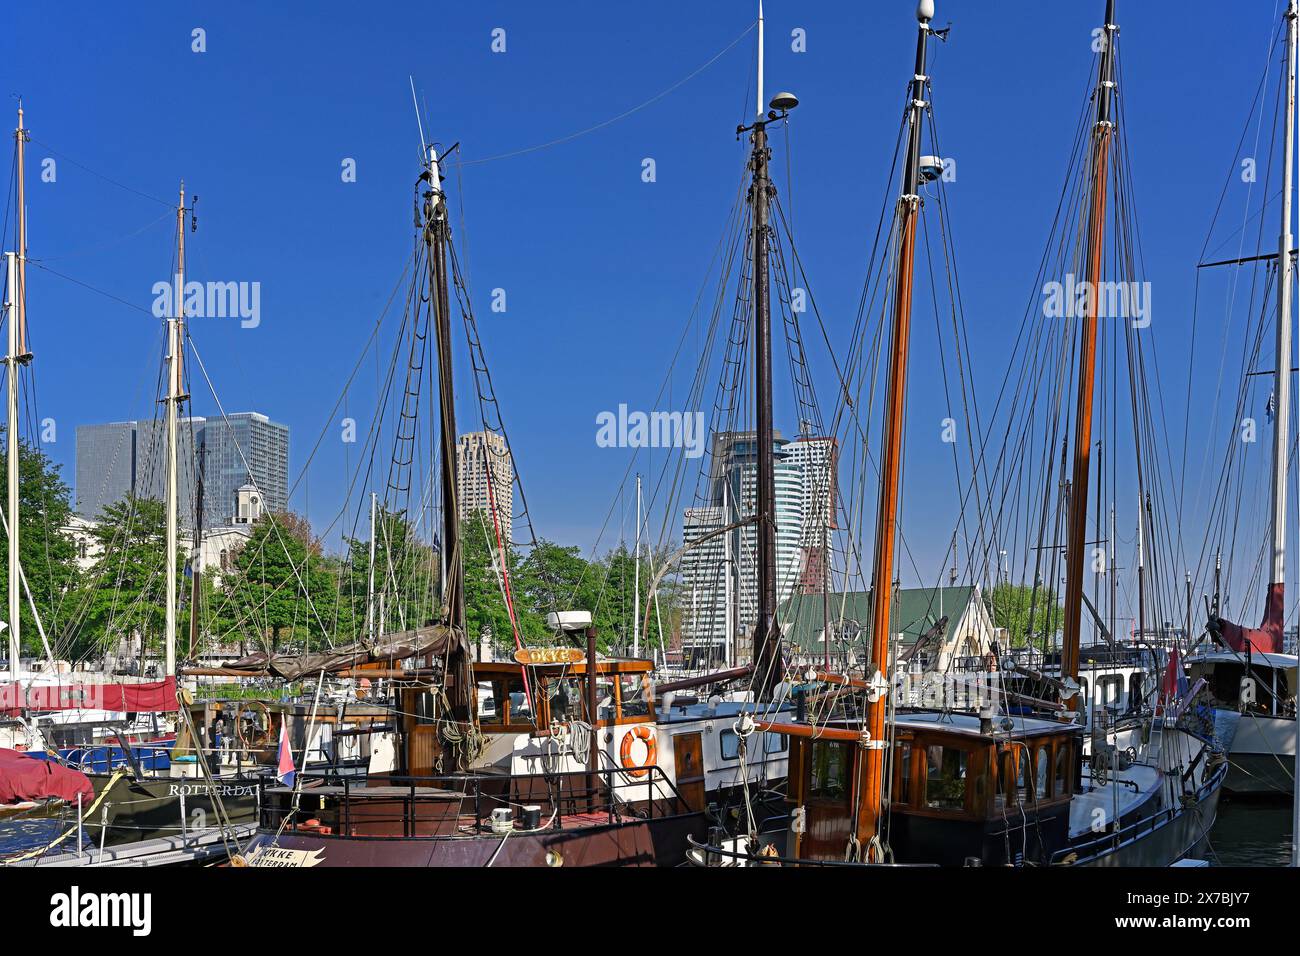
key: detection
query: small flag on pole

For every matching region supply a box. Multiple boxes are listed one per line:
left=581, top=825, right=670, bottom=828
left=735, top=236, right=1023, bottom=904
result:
left=276, top=722, right=296, bottom=789
left=1158, top=645, right=1189, bottom=713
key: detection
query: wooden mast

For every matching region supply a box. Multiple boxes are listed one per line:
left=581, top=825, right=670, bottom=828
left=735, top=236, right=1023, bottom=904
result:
left=425, top=146, right=463, bottom=637
left=750, top=0, right=781, bottom=700
left=421, top=143, right=472, bottom=721
left=856, top=0, right=933, bottom=852
left=1060, top=0, right=1117, bottom=708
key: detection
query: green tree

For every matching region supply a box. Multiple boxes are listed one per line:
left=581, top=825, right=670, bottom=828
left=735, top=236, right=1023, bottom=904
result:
left=341, top=507, right=437, bottom=639
left=0, top=437, right=79, bottom=655
left=72, top=497, right=187, bottom=664
left=987, top=583, right=1062, bottom=648
left=221, top=512, right=338, bottom=651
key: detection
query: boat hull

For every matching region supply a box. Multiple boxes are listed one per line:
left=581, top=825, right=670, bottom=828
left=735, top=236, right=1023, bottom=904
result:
left=239, top=812, right=706, bottom=867
left=1224, top=713, right=1294, bottom=796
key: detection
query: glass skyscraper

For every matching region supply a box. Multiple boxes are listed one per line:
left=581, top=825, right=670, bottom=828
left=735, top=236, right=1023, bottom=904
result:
left=74, top=421, right=136, bottom=520
left=74, top=412, right=288, bottom=530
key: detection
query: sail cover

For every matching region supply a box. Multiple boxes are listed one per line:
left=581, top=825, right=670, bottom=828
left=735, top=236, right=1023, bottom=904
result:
left=1210, top=582, right=1284, bottom=654
left=0, top=675, right=178, bottom=715
left=0, top=748, right=95, bottom=805
left=215, top=625, right=471, bottom=682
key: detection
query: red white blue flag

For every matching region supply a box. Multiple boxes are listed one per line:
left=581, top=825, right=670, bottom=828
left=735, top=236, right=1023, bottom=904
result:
left=276, top=722, right=296, bottom=789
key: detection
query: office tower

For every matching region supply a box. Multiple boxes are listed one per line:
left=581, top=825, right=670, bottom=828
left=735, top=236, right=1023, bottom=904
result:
left=679, top=430, right=837, bottom=659
left=74, top=421, right=136, bottom=520
left=201, top=413, right=289, bottom=528
left=457, top=431, right=514, bottom=545
left=76, top=411, right=288, bottom=531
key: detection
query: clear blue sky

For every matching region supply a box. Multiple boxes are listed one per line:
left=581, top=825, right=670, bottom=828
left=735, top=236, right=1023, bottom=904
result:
left=0, top=0, right=1289, bottom=596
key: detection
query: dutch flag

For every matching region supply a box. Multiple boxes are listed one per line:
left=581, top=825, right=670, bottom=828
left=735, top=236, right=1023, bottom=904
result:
left=276, top=722, right=296, bottom=789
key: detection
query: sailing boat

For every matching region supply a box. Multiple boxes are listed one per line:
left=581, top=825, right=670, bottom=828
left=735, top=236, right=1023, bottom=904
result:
left=0, top=106, right=178, bottom=769
left=1193, top=1, right=1300, bottom=800
left=690, top=0, right=1228, bottom=868
left=3, top=181, right=264, bottom=867
left=234, top=139, right=712, bottom=867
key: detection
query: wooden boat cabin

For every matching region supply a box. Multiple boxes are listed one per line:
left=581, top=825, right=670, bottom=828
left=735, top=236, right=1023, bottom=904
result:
left=399, top=657, right=658, bottom=776
left=783, top=711, right=1081, bottom=865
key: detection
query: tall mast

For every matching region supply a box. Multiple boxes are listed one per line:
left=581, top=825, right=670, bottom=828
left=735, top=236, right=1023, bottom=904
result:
left=165, top=182, right=185, bottom=678
left=15, top=106, right=26, bottom=359
left=1269, top=0, right=1297, bottom=649
left=1282, top=0, right=1300, bottom=873
left=425, top=146, right=463, bottom=634
left=749, top=0, right=781, bottom=700
left=724, top=479, right=734, bottom=668
left=6, top=105, right=30, bottom=679
left=367, top=491, right=377, bottom=641
left=4, top=251, right=17, bottom=681
left=188, top=437, right=204, bottom=659
left=859, top=0, right=933, bottom=848
left=1060, top=0, right=1118, bottom=704
left=633, top=473, right=642, bottom=657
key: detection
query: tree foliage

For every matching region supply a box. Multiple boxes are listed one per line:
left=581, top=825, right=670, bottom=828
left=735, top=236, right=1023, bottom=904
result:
left=986, top=583, right=1063, bottom=648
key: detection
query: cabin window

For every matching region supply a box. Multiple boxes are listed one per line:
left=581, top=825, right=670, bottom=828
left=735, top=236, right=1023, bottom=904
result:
left=924, top=745, right=968, bottom=811
left=618, top=673, right=652, bottom=719
left=507, top=679, right=534, bottom=724
left=720, top=729, right=741, bottom=761
left=596, top=680, right=617, bottom=722
left=970, top=756, right=989, bottom=813
left=896, top=744, right=913, bottom=805
left=475, top=681, right=498, bottom=720
left=1054, top=742, right=1070, bottom=798
left=1128, top=672, right=1145, bottom=711
left=996, top=750, right=1018, bottom=809
left=809, top=741, right=849, bottom=800
left=1099, top=676, right=1123, bottom=709
left=545, top=677, right=587, bottom=723
left=1034, top=745, right=1051, bottom=801
left=763, top=732, right=788, bottom=755
left=413, top=691, right=437, bottom=726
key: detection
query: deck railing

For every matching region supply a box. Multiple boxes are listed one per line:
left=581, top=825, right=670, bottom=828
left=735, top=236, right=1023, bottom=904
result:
left=258, top=765, right=694, bottom=837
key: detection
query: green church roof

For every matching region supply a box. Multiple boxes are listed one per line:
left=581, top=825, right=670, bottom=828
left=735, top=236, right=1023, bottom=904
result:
left=778, top=586, right=978, bottom=653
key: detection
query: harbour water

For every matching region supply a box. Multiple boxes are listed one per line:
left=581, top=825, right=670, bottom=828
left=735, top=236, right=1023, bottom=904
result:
left=1209, top=801, right=1293, bottom=866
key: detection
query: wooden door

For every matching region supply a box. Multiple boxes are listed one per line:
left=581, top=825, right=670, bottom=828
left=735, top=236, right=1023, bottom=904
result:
left=798, top=740, right=855, bottom=861
left=673, top=732, right=706, bottom=811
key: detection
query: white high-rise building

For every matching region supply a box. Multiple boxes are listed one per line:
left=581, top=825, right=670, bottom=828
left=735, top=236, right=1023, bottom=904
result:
left=456, top=431, right=514, bottom=545
left=679, top=431, right=837, bottom=661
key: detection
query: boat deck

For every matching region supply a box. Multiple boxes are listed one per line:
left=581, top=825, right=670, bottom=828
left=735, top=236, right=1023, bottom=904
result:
left=1068, top=764, right=1160, bottom=837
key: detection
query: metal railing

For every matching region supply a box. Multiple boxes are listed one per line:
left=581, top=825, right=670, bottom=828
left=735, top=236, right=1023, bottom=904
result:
left=258, top=765, right=695, bottom=838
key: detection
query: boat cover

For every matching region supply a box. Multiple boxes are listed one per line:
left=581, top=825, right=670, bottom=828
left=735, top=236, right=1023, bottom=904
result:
left=216, top=625, right=471, bottom=683
left=0, top=748, right=94, bottom=805
left=0, top=675, right=178, bottom=715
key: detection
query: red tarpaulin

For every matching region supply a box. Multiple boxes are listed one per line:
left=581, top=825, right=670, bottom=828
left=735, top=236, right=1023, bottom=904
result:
left=0, top=748, right=94, bottom=805
left=1213, top=582, right=1284, bottom=655
left=0, top=675, right=177, bottom=716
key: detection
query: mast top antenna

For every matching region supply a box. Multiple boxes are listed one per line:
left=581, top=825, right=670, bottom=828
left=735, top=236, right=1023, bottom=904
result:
left=917, top=0, right=935, bottom=23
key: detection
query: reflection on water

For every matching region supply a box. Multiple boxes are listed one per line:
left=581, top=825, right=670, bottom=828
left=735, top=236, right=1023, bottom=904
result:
left=0, top=816, right=86, bottom=860
left=1210, top=800, right=1293, bottom=866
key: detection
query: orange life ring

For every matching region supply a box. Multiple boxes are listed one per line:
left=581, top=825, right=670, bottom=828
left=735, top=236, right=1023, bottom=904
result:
left=619, top=725, right=656, bottom=778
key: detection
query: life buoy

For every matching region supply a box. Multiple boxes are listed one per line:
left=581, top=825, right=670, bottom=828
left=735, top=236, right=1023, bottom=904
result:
left=619, top=725, right=656, bottom=778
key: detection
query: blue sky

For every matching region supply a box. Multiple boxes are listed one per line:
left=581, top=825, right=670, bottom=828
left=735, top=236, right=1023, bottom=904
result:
left=1, top=1, right=1292, bottom=601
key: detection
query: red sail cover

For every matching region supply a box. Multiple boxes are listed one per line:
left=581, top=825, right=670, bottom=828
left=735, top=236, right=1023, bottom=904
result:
left=0, top=748, right=94, bottom=805
left=1218, top=582, right=1284, bottom=654
left=0, top=675, right=177, bottom=716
